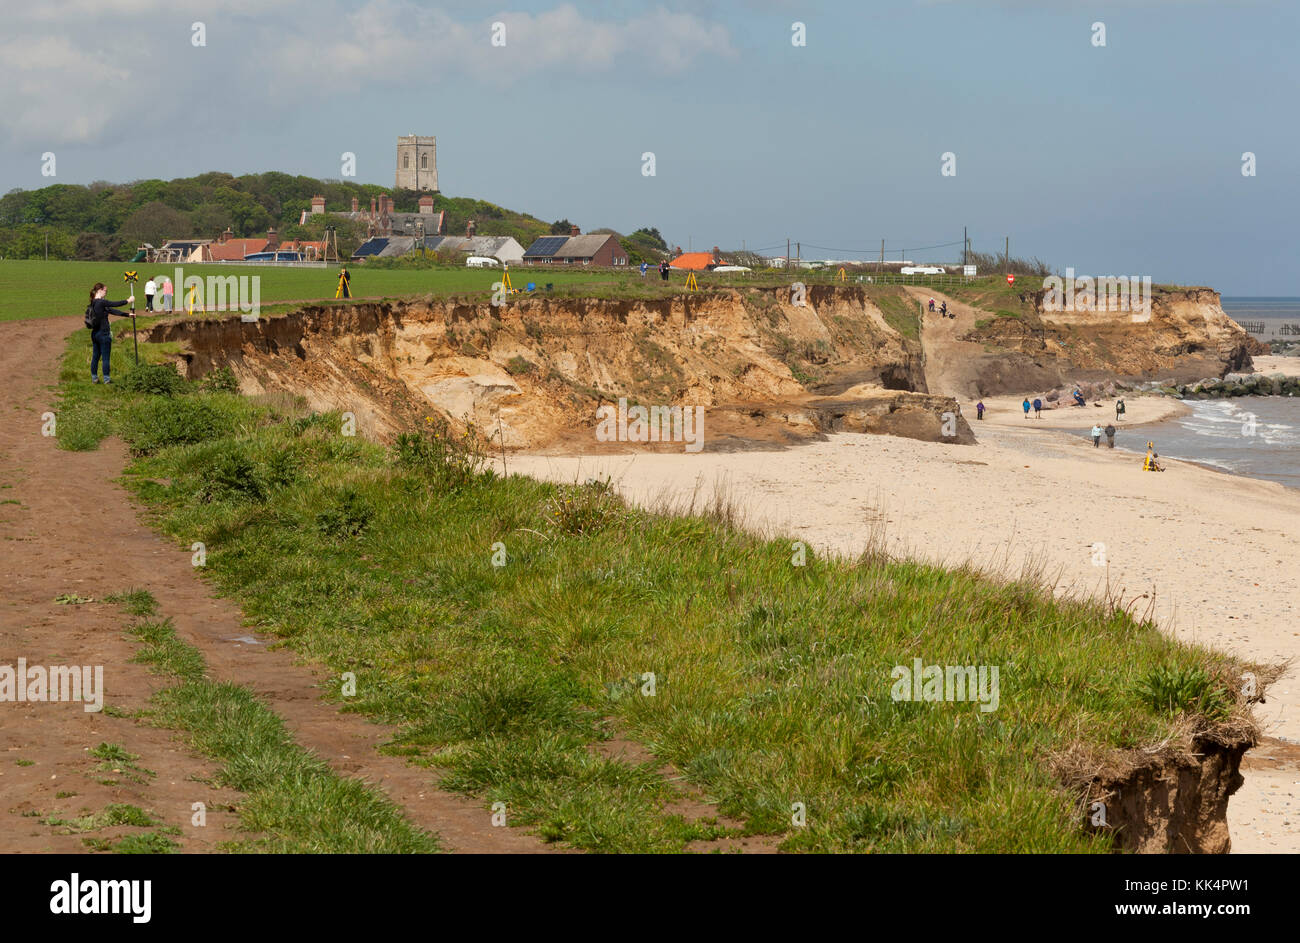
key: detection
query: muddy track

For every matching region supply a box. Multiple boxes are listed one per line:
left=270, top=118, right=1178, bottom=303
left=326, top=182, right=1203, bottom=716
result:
left=0, top=316, right=551, bottom=853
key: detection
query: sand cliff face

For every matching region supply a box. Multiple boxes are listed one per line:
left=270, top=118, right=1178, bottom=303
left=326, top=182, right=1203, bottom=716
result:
left=955, top=287, right=1261, bottom=395
left=144, top=288, right=965, bottom=450
left=143, top=283, right=1250, bottom=449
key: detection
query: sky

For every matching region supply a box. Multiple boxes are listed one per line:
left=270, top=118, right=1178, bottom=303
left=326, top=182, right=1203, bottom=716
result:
left=1, top=0, right=1296, bottom=294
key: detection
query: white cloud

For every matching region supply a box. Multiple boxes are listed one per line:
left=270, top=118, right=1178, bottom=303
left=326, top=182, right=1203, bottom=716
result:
left=0, top=2, right=735, bottom=147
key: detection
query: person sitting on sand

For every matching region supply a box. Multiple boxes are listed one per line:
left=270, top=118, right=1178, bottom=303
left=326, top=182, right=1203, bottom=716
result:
left=976, top=401, right=985, bottom=420
left=1022, top=398, right=1031, bottom=419
left=1143, top=441, right=1164, bottom=471
left=1091, top=423, right=1103, bottom=447
left=1073, top=388, right=1086, bottom=407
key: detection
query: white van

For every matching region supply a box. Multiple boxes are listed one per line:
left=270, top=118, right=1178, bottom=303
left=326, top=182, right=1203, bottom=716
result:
left=466, top=256, right=499, bottom=268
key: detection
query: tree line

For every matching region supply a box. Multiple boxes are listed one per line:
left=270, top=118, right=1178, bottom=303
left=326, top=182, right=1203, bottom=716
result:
left=0, top=171, right=669, bottom=263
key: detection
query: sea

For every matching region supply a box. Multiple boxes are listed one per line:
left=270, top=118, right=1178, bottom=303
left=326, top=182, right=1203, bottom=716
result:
left=1068, top=298, right=1300, bottom=489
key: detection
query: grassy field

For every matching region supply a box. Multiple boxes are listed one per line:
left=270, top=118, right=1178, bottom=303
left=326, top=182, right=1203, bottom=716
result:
left=1, top=258, right=1043, bottom=324
left=49, top=331, right=1260, bottom=852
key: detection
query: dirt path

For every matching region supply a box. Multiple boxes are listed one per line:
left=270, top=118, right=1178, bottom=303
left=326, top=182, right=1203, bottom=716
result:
left=0, top=316, right=551, bottom=853
left=905, top=288, right=989, bottom=399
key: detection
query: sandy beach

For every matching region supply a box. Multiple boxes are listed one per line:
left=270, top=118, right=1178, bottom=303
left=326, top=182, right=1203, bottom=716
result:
left=513, top=410, right=1300, bottom=853
left=1252, top=355, right=1300, bottom=378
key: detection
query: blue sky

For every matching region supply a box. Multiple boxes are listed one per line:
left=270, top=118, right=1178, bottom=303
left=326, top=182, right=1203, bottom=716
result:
left=1, top=0, right=1295, bottom=293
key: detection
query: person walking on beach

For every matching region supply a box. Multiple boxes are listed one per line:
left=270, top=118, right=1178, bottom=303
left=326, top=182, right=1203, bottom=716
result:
left=86, top=282, right=135, bottom=384
left=976, top=400, right=985, bottom=420
left=1104, top=423, right=1116, bottom=448
left=1022, top=398, right=1031, bottom=419
left=1116, top=397, right=1126, bottom=421
left=1033, top=397, right=1043, bottom=418
left=1091, top=423, right=1103, bottom=447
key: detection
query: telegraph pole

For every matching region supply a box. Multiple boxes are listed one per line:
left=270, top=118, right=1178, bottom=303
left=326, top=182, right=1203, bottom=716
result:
left=1005, top=236, right=1010, bottom=272
left=963, top=226, right=967, bottom=267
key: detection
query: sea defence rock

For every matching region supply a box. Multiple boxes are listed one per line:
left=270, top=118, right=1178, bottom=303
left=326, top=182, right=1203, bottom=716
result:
left=1168, top=373, right=1300, bottom=399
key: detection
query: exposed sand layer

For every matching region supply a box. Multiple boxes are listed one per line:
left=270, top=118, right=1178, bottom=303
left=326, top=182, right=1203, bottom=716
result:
left=513, top=417, right=1300, bottom=853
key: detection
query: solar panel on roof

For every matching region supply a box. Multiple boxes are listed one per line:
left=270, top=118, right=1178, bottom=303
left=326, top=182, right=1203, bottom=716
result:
left=353, top=238, right=389, bottom=257
left=526, top=236, right=568, bottom=257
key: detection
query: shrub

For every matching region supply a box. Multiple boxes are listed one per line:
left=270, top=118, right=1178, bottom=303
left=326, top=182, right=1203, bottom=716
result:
left=200, top=366, right=239, bottom=393
left=505, top=355, right=535, bottom=377
left=119, top=396, right=246, bottom=454
left=118, top=362, right=187, bottom=396
left=200, top=449, right=266, bottom=503
left=391, top=416, right=488, bottom=492
left=314, top=486, right=373, bottom=539
left=545, top=478, right=624, bottom=536
left=1136, top=665, right=1231, bottom=720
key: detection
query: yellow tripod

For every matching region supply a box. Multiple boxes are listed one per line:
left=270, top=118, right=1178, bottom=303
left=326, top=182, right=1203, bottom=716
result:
left=685, top=271, right=699, bottom=291
left=335, top=268, right=352, bottom=299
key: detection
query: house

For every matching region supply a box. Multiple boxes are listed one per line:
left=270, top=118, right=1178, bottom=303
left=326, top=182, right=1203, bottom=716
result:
left=423, top=235, right=524, bottom=264
left=305, top=193, right=447, bottom=239
left=522, top=227, right=628, bottom=265
left=207, top=228, right=274, bottom=261
left=670, top=247, right=723, bottom=270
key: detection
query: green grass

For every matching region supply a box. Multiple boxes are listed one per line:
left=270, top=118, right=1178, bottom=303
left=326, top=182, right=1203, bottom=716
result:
left=0, top=260, right=1002, bottom=324
left=59, top=324, right=1260, bottom=852
left=2, top=259, right=752, bottom=322
left=101, top=592, right=441, bottom=853
left=864, top=286, right=922, bottom=340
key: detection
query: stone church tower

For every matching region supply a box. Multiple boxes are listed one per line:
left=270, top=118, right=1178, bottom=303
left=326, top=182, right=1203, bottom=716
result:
left=396, top=135, right=438, bottom=192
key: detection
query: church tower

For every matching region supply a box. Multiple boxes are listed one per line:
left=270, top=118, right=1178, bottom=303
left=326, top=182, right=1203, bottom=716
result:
left=396, top=135, right=438, bottom=192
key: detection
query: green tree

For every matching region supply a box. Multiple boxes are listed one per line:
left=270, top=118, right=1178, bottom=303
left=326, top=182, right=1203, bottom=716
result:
left=117, top=201, right=192, bottom=249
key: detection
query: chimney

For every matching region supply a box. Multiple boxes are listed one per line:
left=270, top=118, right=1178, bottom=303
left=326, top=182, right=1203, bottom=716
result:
left=219, top=228, right=232, bottom=245
left=351, top=197, right=359, bottom=213
left=570, top=225, right=580, bottom=236
left=370, top=197, right=376, bottom=216
left=267, top=228, right=278, bottom=250
left=310, top=195, right=325, bottom=215
left=418, top=195, right=434, bottom=215
left=466, top=218, right=476, bottom=237
left=712, top=246, right=720, bottom=258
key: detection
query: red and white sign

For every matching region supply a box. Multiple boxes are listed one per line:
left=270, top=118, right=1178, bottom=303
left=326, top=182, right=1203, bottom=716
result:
left=1006, top=274, right=1015, bottom=286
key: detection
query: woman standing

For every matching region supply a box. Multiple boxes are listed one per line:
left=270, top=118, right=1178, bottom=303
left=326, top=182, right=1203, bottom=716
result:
left=86, top=282, right=134, bottom=384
